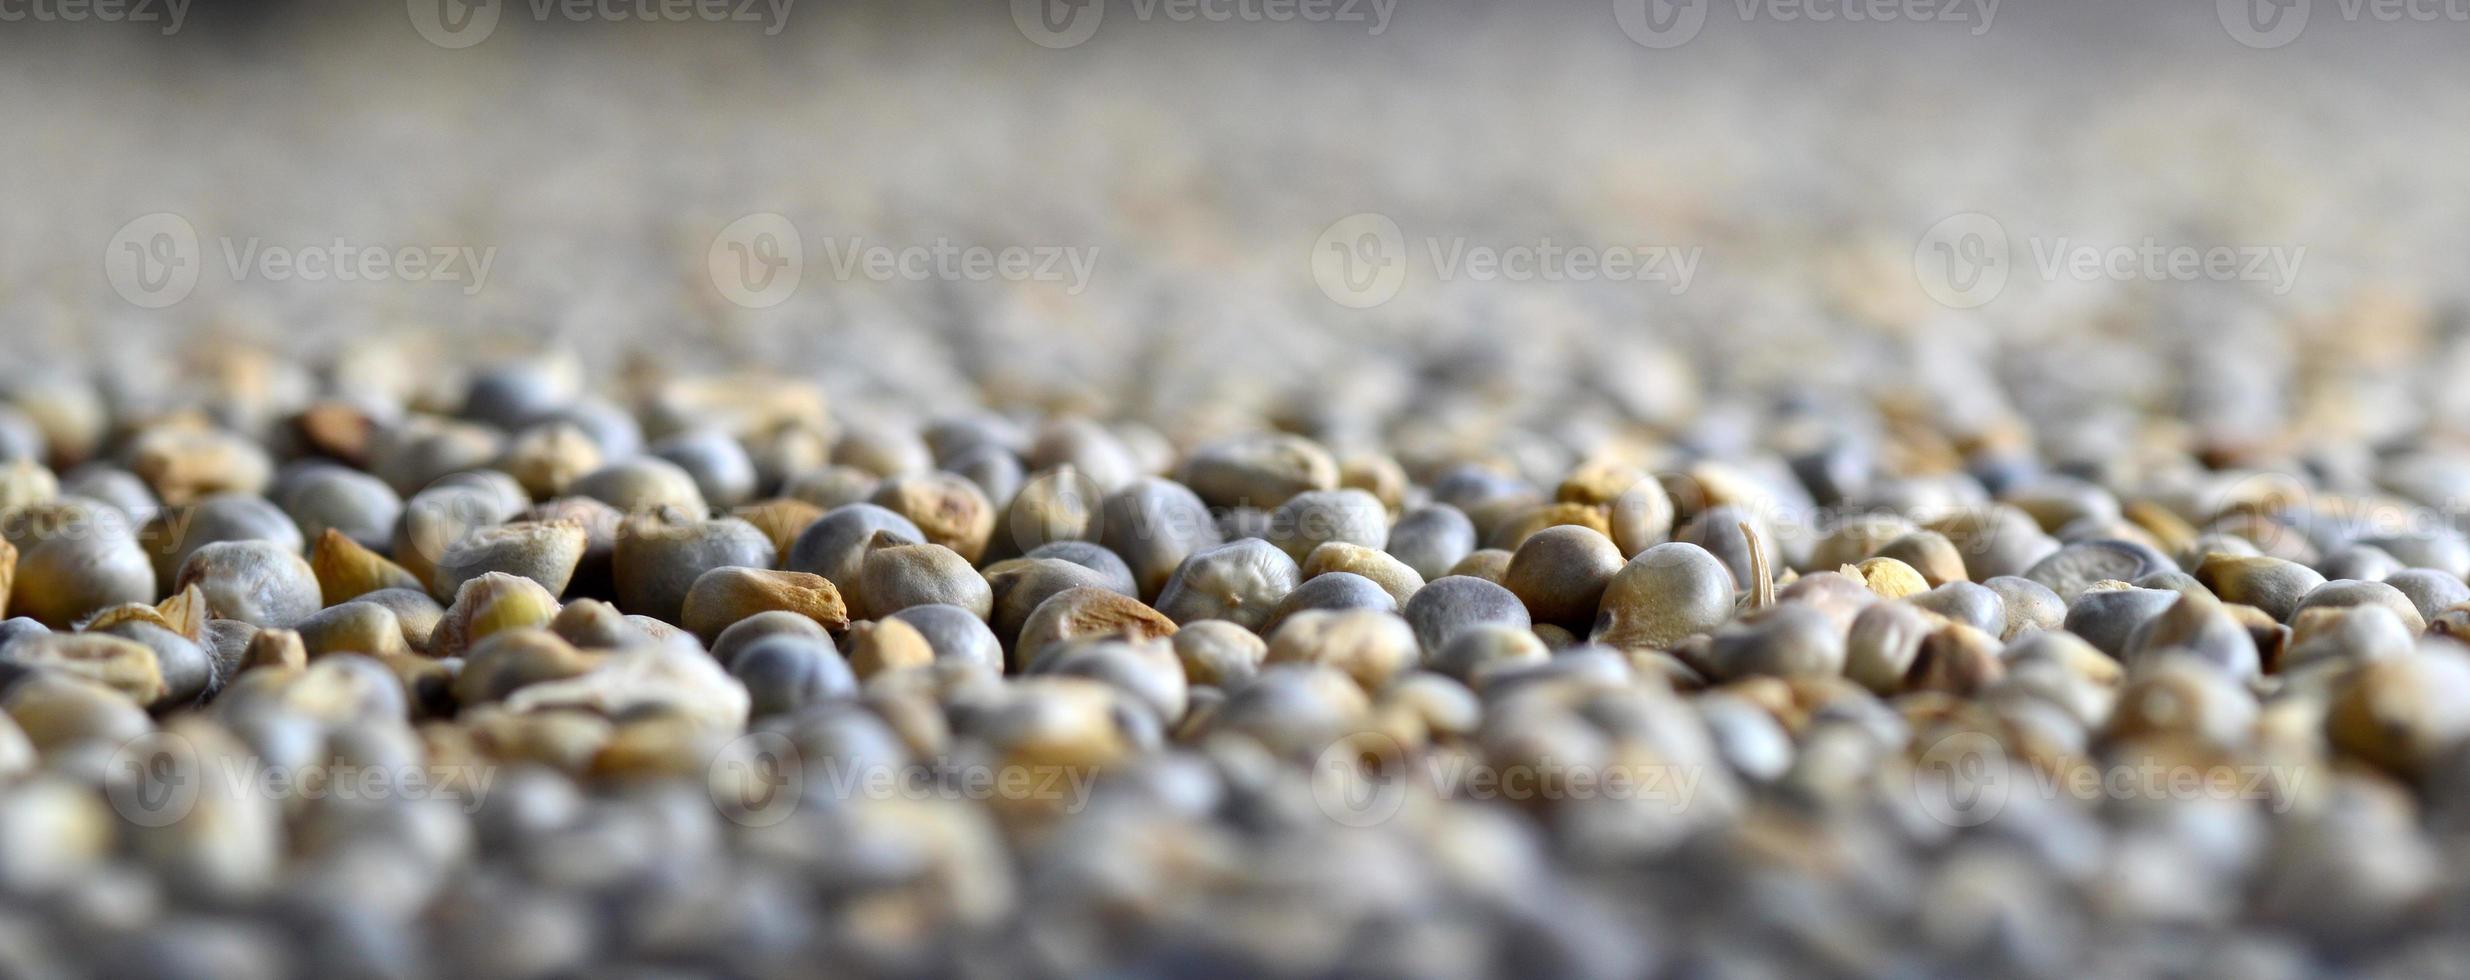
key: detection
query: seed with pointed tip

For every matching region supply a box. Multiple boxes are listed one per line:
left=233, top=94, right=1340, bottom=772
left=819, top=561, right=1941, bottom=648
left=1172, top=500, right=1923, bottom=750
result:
left=312, top=528, right=424, bottom=606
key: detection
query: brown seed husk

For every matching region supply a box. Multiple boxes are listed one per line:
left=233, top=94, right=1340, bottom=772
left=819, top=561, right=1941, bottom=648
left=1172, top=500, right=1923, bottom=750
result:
left=241, top=628, right=308, bottom=673
left=0, top=536, right=14, bottom=620
left=871, top=473, right=998, bottom=563
left=1300, top=541, right=1426, bottom=608
left=735, top=497, right=826, bottom=560
left=1849, top=557, right=1931, bottom=600
left=679, top=566, right=850, bottom=641
left=1872, top=531, right=1968, bottom=586
left=1015, top=586, right=1178, bottom=671
left=1485, top=502, right=1613, bottom=551
left=312, top=528, right=426, bottom=606
left=9, top=633, right=166, bottom=703
left=433, top=572, right=562, bottom=659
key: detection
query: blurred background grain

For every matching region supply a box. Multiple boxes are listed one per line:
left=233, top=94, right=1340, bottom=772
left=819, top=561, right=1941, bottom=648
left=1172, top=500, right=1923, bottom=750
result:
left=5, top=0, right=2467, bottom=459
